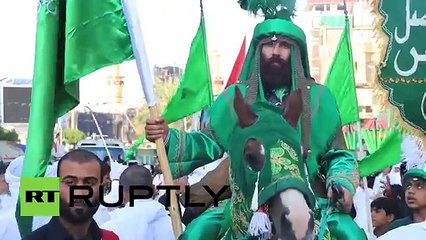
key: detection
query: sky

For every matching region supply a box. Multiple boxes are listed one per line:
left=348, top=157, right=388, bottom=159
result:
left=0, top=0, right=308, bottom=108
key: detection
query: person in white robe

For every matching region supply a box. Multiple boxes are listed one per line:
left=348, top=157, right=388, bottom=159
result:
left=101, top=165, right=174, bottom=240
left=108, top=159, right=128, bottom=181
left=53, top=143, right=67, bottom=160
left=353, top=179, right=374, bottom=236
left=0, top=208, right=21, bottom=240
left=388, top=164, right=402, bottom=186
left=377, top=220, right=426, bottom=240
left=0, top=156, right=25, bottom=240
left=0, top=156, right=24, bottom=215
left=0, top=156, right=59, bottom=239
left=93, top=163, right=123, bottom=226
left=372, top=165, right=402, bottom=198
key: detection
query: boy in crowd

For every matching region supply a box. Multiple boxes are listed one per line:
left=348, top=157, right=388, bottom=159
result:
left=370, top=197, right=402, bottom=237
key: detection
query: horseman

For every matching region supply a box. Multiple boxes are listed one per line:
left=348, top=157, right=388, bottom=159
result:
left=145, top=1, right=366, bottom=239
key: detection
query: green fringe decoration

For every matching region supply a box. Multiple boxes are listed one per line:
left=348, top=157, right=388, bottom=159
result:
left=343, top=130, right=358, bottom=150
left=237, top=0, right=297, bottom=20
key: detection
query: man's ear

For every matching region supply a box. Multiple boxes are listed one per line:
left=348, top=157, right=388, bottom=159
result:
left=386, top=213, right=395, bottom=223
left=101, top=174, right=108, bottom=183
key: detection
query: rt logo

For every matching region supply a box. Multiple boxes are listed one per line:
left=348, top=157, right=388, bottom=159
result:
left=20, top=177, right=60, bottom=216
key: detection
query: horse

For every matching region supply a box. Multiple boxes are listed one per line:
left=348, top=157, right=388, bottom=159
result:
left=226, top=86, right=316, bottom=240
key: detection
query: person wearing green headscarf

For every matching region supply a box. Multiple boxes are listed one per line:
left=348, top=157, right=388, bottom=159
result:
left=145, top=1, right=366, bottom=239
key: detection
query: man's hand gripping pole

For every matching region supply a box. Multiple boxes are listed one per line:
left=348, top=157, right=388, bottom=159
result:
left=149, top=107, right=183, bottom=238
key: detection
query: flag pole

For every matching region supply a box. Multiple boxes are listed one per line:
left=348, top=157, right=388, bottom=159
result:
left=342, top=0, right=374, bottom=237
left=121, top=0, right=183, bottom=237
left=357, top=122, right=374, bottom=238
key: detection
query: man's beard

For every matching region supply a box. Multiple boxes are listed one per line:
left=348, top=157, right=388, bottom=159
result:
left=60, top=197, right=100, bottom=224
left=260, top=55, right=291, bottom=91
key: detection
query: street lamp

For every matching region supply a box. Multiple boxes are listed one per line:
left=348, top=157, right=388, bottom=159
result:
left=82, top=101, right=138, bottom=133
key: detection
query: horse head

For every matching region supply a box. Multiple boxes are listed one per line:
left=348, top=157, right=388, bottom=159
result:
left=228, top=86, right=316, bottom=240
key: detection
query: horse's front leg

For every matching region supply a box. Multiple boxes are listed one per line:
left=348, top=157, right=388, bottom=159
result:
left=269, top=189, right=314, bottom=240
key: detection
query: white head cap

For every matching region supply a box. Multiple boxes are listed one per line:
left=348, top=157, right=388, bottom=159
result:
left=4, top=156, right=25, bottom=184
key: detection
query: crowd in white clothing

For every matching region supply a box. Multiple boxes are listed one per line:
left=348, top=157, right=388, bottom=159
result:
left=353, top=162, right=426, bottom=240
left=1, top=147, right=425, bottom=240
left=0, top=152, right=227, bottom=240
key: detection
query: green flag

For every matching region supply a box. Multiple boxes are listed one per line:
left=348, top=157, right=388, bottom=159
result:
left=161, top=12, right=213, bottom=124
left=16, top=0, right=133, bottom=236
left=125, top=12, right=213, bottom=160
left=125, top=134, right=145, bottom=160
left=358, top=130, right=402, bottom=177
left=325, top=19, right=359, bottom=125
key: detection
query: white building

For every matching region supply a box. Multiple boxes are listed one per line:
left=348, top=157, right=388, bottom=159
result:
left=0, top=77, right=32, bottom=143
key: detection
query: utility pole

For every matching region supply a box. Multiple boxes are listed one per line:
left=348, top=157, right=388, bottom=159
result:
left=70, top=110, right=76, bottom=129
left=114, top=64, right=124, bottom=105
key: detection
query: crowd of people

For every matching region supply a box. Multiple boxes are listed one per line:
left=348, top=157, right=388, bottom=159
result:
left=0, top=1, right=425, bottom=238
left=0, top=143, right=424, bottom=240
left=0, top=148, right=226, bottom=240
left=0, top=138, right=426, bottom=240
left=353, top=162, right=426, bottom=239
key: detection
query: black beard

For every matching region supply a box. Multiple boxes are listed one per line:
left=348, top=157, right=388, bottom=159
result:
left=60, top=197, right=100, bottom=224
left=260, top=55, right=291, bottom=91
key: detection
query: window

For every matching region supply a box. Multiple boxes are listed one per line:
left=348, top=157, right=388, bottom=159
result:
left=337, top=4, right=345, bottom=11
left=365, top=106, right=373, bottom=113
left=358, top=106, right=373, bottom=113
left=320, top=15, right=353, bottom=28
left=78, top=147, right=124, bottom=161
left=366, top=65, right=375, bottom=84
left=314, top=4, right=325, bottom=11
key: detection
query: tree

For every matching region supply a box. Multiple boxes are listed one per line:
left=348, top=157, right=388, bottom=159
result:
left=0, top=127, right=19, bottom=141
left=62, top=129, right=86, bottom=145
left=133, top=76, right=184, bottom=136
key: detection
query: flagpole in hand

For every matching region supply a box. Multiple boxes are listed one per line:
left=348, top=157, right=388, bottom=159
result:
left=121, top=0, right=183, bottom=237
left=341, top=0, right=374, bottom=238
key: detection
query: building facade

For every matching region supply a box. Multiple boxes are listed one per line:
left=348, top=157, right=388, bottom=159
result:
left=305, top=0, right=379, bottom=119
left=0, top=77, right=32, bottom=143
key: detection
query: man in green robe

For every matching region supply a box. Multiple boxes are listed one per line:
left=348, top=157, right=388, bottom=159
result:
left=145, top=1, right=366, bottom=239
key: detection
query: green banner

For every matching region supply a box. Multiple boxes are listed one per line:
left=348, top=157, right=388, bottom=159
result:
left=358, top=130, right=402, bottom=177
left=378, top=0, right=426, bottom=132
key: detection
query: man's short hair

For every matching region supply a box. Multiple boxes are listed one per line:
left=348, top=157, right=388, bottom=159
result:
left=371, top=197, right=402, bottom=219
left=119, top=165, right=153, bottom=195
left=57, top=149, right=102, bottom=177
left=0, top=161, right=7, bottom=174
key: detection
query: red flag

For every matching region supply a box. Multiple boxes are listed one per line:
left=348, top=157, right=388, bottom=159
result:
left=225, top=36, right=246, bottom=88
